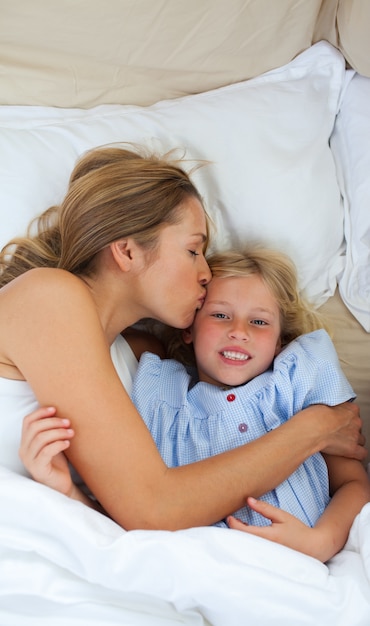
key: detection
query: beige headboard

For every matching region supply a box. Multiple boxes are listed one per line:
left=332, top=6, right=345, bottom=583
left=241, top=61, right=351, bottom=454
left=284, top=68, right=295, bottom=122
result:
left=1, top=0, right=369, bottom=109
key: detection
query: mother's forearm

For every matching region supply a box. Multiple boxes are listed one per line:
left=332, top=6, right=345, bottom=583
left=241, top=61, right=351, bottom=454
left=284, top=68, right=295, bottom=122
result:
left=121, top=405, right=345, bottom=531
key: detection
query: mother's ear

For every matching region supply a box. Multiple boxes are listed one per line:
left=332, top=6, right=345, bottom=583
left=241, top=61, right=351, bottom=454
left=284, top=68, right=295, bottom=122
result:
left=109, top=239, right=134, bottom=271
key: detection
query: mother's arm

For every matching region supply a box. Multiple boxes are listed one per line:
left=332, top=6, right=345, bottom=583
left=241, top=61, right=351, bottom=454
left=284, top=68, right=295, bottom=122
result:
left=9, top=271, right=366, bottom=531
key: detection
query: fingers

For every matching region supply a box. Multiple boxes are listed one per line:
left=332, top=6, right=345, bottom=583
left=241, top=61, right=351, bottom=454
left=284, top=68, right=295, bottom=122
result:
left=227, top=498, right=288, bottom=532
left=226, top=512, right=275, bottom=540
left=226, top=516, right=249, bottom=531
left=354, top=445, right=368, bottom=462
left=322, top=401, right=368, bottom=460
left=21, top=421, right=73, bottom=453
left=246, top=497, right=286, bottom=524
left=23, top=406, right=57, bottom=425
left=30, top=425, right=74, bottom=451
left=37, top=438, right=72, bottom=458
left=22, top=409, right=71, bottom=441
left=20, top=414, right=74, bottom=465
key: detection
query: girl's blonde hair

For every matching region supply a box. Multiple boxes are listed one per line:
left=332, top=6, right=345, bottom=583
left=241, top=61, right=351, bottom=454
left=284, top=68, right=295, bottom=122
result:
left=0, top=146, right=207, bottom=287
left=166, top=246, right=329, bottom=365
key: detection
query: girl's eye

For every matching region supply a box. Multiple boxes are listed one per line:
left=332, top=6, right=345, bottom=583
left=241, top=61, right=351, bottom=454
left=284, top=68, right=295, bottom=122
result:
left=212, top=313, right=228, bottom=319
left=252, top=319, right=267, bottom=326
left=188, top=250, right=199, bottom=257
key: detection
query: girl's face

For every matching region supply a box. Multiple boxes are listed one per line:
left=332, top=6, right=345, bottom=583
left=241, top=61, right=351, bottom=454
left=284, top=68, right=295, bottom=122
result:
left=138, top=196, right=211, bottom=329
left=185, top=273, right=282, bottom=388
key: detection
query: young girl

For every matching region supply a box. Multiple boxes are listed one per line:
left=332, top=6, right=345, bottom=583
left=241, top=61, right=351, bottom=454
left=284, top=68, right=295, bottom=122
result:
left=20, top=247, right=370, bottom=561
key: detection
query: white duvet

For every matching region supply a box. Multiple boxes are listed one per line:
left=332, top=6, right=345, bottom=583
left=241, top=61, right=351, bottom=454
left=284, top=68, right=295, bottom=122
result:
left=0, top=466, right=369, bottom=626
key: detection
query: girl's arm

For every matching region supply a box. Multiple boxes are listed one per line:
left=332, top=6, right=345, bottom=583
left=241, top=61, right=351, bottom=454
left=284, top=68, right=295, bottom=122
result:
left=10, top=270, right=366, bottom=532
left=312, top=454, right=370, bottom=561
left=227, top=457, right=370, bottom=562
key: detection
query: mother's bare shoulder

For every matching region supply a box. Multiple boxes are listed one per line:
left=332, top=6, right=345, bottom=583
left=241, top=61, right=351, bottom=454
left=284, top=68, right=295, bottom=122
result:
left=1, top=267, right=93, bottom=312
left=0, top=268, right=100, bottom=359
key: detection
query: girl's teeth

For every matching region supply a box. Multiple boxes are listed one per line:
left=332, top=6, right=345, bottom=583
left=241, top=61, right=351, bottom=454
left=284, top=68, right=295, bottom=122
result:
left=221, top=351, right=249, bottom=361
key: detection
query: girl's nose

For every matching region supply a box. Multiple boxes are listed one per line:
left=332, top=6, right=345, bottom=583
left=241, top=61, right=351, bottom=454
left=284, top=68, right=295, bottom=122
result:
left=228, top=323, right=249, bottom=341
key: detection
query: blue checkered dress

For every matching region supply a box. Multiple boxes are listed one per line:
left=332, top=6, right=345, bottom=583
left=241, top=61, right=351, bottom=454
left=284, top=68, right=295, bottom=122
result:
left=131, top=329, right=355, bottom=528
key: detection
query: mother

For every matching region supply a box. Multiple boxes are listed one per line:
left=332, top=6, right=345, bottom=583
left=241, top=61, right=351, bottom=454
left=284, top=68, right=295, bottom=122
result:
left=0, top=146, right=365, bottom=530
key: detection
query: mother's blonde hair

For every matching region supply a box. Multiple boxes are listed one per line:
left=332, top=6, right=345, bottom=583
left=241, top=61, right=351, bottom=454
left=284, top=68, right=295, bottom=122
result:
left=166, top=246, right=329, bottom=365
left=0, top=146, right=207, bottom=287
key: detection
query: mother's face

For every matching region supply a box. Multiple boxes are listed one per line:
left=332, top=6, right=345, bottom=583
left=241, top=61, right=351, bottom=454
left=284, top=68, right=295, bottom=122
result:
left=137, top=197, right=211, bottom=329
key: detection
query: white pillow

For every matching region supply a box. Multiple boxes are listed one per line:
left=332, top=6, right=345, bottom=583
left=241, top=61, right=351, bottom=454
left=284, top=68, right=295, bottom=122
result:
left=330, top=72, right=370, bottom=331
left=0, top=41, right=346, bottom=305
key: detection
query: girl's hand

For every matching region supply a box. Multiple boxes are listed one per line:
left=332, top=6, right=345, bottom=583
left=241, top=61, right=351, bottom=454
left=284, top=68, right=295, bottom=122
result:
left=227, top=497, right=325, bottom=561
left=19, top=406, right=75, bottom=496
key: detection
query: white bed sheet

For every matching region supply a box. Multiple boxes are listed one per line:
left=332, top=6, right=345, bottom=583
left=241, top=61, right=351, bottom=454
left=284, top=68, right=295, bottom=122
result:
left=0, top=466, right=369, bottom=626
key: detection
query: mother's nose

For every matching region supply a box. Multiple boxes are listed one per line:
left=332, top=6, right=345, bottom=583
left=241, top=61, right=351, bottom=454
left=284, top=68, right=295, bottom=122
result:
left=199, top=258, right=212, bottom=285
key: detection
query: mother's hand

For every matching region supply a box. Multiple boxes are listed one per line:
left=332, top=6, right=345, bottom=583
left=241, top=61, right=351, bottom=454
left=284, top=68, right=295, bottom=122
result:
left=319, top=402, right=367, bottom=461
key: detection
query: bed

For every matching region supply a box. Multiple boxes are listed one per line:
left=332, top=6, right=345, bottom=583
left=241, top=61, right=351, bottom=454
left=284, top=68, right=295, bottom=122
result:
left=0, top=1, right=370, bottom=624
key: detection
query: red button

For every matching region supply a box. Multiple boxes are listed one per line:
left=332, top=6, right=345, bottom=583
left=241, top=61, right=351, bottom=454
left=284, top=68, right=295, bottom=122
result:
left=226, top=393, right=236, bottom=402
left=238, top=423, right=248, bottom=433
